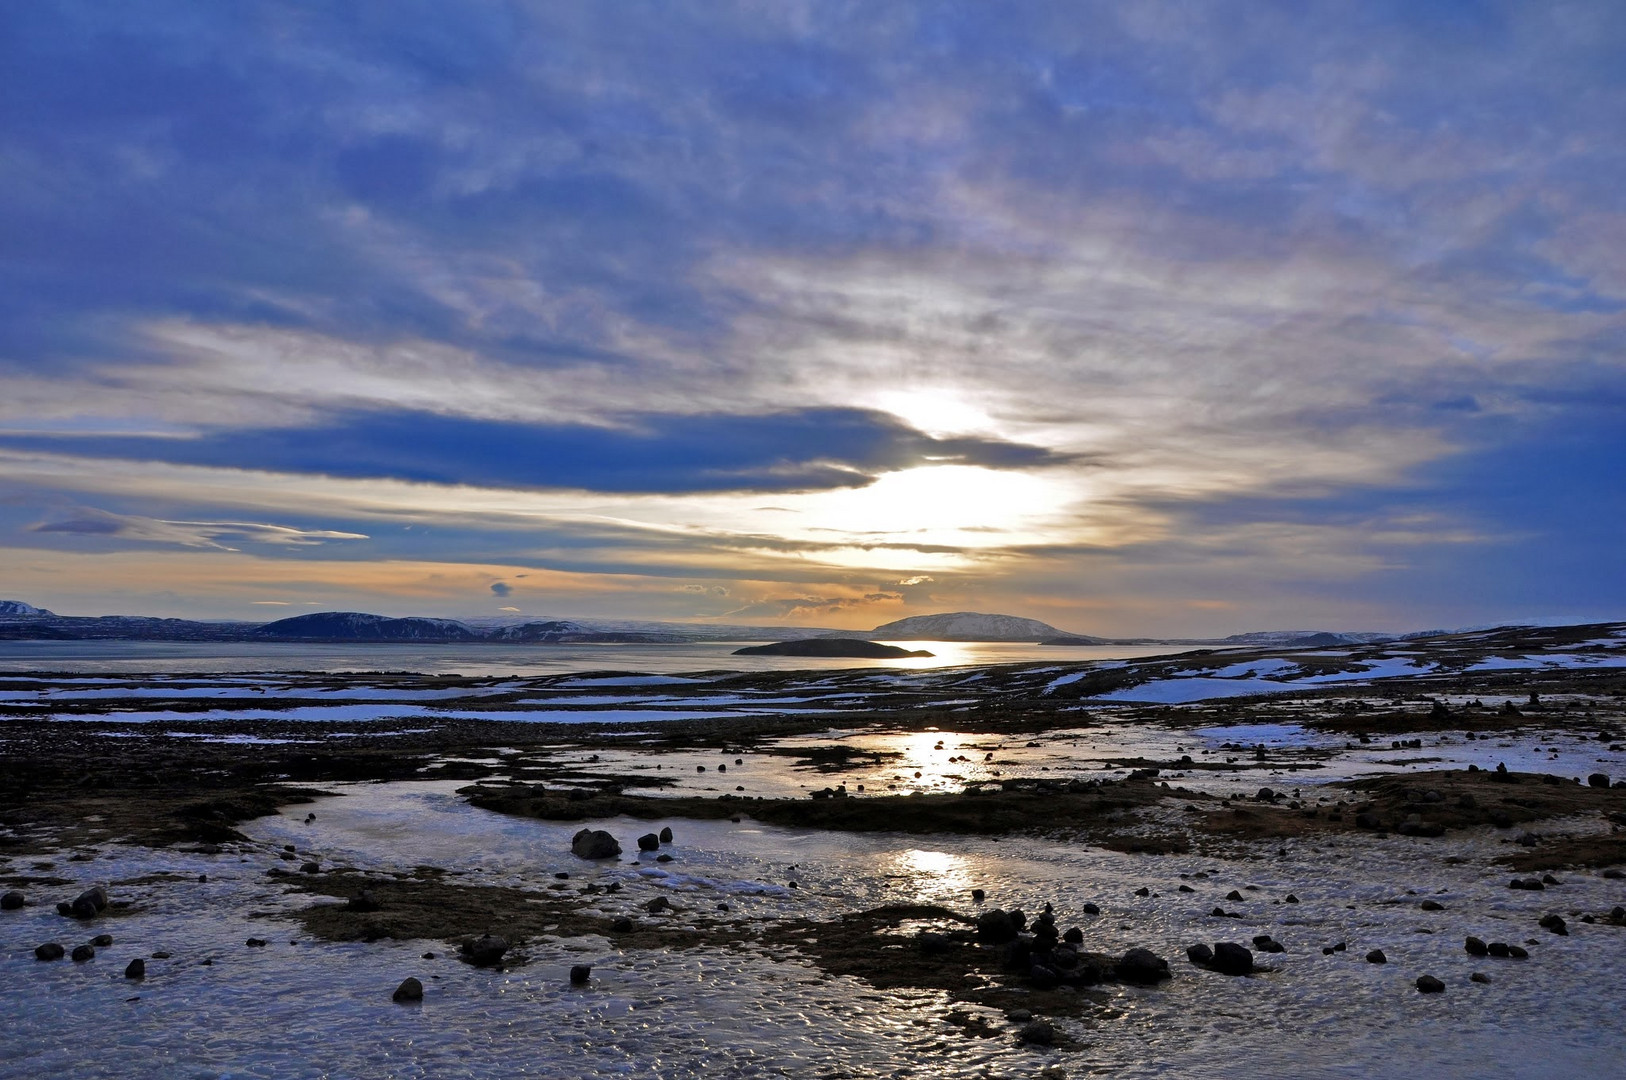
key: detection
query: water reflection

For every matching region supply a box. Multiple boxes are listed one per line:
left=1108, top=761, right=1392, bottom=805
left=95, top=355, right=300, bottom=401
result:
left=887, top=847, right=975, bottom=903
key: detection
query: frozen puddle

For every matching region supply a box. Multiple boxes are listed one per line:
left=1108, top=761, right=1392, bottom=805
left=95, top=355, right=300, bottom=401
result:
left=4, top=781, right=1625, bottom=1078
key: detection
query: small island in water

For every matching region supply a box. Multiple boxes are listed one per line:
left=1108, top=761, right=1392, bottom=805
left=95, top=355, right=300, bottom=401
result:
left=732, top=638, right=933, bottom=658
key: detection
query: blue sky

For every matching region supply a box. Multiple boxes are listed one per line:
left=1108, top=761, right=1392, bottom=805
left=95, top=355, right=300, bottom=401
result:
left=2, top=1, right=1623, bottom=634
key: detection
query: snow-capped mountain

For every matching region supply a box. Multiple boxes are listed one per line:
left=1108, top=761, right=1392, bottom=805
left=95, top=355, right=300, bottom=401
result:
left=0, top=600, right=54, bottom=617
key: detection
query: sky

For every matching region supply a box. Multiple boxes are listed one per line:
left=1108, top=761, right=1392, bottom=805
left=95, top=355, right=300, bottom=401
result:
left=2, top=1, right=1624, bottom=636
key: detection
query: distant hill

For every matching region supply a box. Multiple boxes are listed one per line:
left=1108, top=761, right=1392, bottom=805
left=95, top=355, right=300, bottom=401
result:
left=868, top=611, right=1101, bottom=643
left=1220, top=630, right=1392, bottom=647
left=0, top=600, right=53, bottom=617
left=486, top=619, right=683, bottom=644
left=735, top=639, right=932, bottom=658
left=254, top=612, right=483, bottom=642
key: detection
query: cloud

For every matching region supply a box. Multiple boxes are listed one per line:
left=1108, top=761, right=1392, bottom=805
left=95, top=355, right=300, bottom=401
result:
left=721, top=592, right=904, bottom=620
left=681, top=584, right=729, bottom=595
left=489, top=581, right=512, bottom=597
left=28, top=507, right=368, bottom=551
left=0, top=407, right=1074, bottom=495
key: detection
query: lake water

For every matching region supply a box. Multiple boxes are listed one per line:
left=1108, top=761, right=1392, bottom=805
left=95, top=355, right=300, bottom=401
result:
left=0, top=639, right=1185, bottom=677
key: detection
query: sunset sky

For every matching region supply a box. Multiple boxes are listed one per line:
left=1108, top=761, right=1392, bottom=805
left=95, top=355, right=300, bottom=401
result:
left=2, top=2, right=1624, bottom=635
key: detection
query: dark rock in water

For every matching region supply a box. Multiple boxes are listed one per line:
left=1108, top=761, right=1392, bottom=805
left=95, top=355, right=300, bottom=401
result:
left=977, top=909, right=1018, bottom=943
left=611, top=917, right=634, bottom=933
left=1465, top=936, right=1488, bottom=956
left=1589, top=773, right=1611, bottom=788
left=393, top=977, right=423, bottom=1003
left=1602, top=869, right=1625, bottom=880
left=1253, top=936, right=1285, bottom=954
left=1186, top=943, right=1214, bottom=965
left=1133, top=886, right=1150, bottom=898
left=1366, top=949, right=1387, bottom=964
left=1420, top=900, right=1445, bottom=911
left=461, top=934, right=509, bottom=967
left=1, top=890, right=24, bottom=910
left=1027, top=962, right=1060, bottom=990
left=1509, top=877, right=1544, bottom=891
left=1256, top=787, right=1276, bottom=802
left=1225, top=890, right=1244, bottom=902
left=1284, top=894, right=1299, bottom=904
left=300, top=862, right=321, bottom=874
left=71, top=944, right=95, bottom=962
left=571, top=829, right=622, bottom=860
left=971, top=888, right=985, bottom=903
left=245, top=938, right=268, bottom=948
left=35, top=943, right=65, bottom=961
left=659, top=827, right=673, bottom=844
left=655, top=854, right=673, bottom=863
left=90, top=934, right=112, bottom=947
left=125, top=958, right=145, bottom=979
left=1017, top=1021, right=1055, bottom=1046
left=1541, top=874, right=1560, bottom=886
left=1539, top=914, right=1568, bottom=936
left=1117, top=948, right=1171, bottom=984
left=1507, top=945, right=1529, bottom=959
left=1487, top=942, right=1510, bottom=957
left=1211, top=942, right=1253, bottom=976
left=61, top=885, right=108, bottom=920
left=569, top=964, right=591, bottom=985
left=347, top=889, right=381, bottom=913
left=1009, top=909, right=1027, bottom=931
left=1416, top=975, right=1445, bottom=994
left=637, top=833, right=660, bottom=852
left=1063, top=926, right=1083, bottom=945
left=1611, top=906, right=1626, bottom=923
left=1081, top=902, right=1100, bottom=915
left=734, top=638, right=933, bottom=658
left=1470, top=972, right=1491, bottom=984
left=645, top=896, right=671, bottom=914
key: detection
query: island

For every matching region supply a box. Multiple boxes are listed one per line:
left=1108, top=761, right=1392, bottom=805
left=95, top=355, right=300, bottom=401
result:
left=732, top=638, right=934, bottom=658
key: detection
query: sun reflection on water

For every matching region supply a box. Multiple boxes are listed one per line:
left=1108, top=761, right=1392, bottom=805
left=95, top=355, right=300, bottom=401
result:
left=887, top=847, right=975, bottom=902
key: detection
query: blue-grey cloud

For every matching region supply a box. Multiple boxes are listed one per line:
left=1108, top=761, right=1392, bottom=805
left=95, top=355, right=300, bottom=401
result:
left=489, top=581, right=512, bottom=597
left=0, top=407, right=1075, bottom=494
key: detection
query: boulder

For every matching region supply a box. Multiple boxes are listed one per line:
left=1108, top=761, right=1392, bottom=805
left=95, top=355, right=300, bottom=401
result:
left=1186, top=943, right=1214, bottom=965
left=125, top=958, right=146, bottom=979
left=35, top=942, right=65, bottom=961
left=392, top=977, right=424, bottom=1003
left=461, top=934, right=509, bottom=967
left=1366, top=949, right=1387, bottom=964
left=1116, top=948, right=1171, bottom=984
left=645, top=896, right=671, bottom=914
left=1062, top=926, right=1083, bottom=945
left=1539, top=914, right=1568, bottom=936
left=0, top=890, right=23, bottom=910
left=71, top=944, right=95, bottom=962
left=571, top=829, right=622, bottom=860
left=637, top=833, right=660, bottom=853
left=1210, top=942, right=1253, bottom=976
left=1589, top=773, right=1611, bottom=788
left=1416, top=975, right=1445, bottom=994
left=1017, top=1021, right=1055, bottom=1046
left=659, top=826, right=673, bottom=843
left=569, top=964, right=591, bottom=985
left=976, top=909, right=1018, bottom=943
left=1465, top=936, right=1488, bottom=956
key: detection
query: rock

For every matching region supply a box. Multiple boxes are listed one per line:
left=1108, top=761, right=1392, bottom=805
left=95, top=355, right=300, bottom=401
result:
left=611, top=917, right=634, bottom=933
left=1210, top=942, right=1254, bottom=976
left=1601, top=868, right=1624, bottom=880
left=71, top=944, right=95, bottom=962
left=1539, top=914, right=1568, bottom=936
left=90, top=934, right=112, bottom=946
left=645, top=896, right=671, bottom=914
left=655, top=854, right=673, bottom=863
left=1027, top=962, right=1060, bottom=990
left=1133, top=886, right=1150, bottom=897
left=571, top=829, right=622, bottom=860
left=1507, top=945, right=1529, bottom=959
left=1186, top=943, right=1214, bottom=965
left=637, top=833, right=660, bottom=852
left=1017, top=1021, right=1055, bottom=1046
left=971, top=888, right=986, bottom=902
left=1062, top=926, right=1083, bottom=945
left=977, top=909, right=1018, bottom=943
left=1225, top=890, right=1244, bottom=902
left=60, top=886, right=108, bottom=920
left=1589, top=773, right=1611, bottom=788
left=1366, top=949, right=1387, bottom=964
left=1541, top=873, right=1560, bottom=885
left=393, top=977, right=424, bottom=1002
left=659, top=826, right=674, bottom=844
left=35, top=943, right=65, bottom=961
left=1611, top=906, right=1626, bottom=922
left=0, top=890, right=23, bottom=910
left=569, top=964, right=591, bottom=985
left=1420, top=900, right=1445, bottom=911
left=124, top=958, right=145, bottom=979
left=1253, top=936, right=1285, bottom=954
left=1116, top=948, right=1171, bottom=984
left=1470, top=972, right=1491, bottom=984
left=1487, top=942, right=1509, bottom=957
left=1465, top=936, right=1488, bottom=956
left=246, top=938, right=268, bottom=947
left=1509, top=877, right=1544, bottom=891
left=461, top=934, right=509, bottom=967
left=347, top=889, right=381, bottom=912
left=300, top=862, right=321, bottom=873
left=1284, top=894, right=1299, bottom=904
left=1416, top=975, right=1445, bottom=994
left=1256, top=787, right=1276, bottom=801
left=1081, top=902, right=1100, bottom=915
